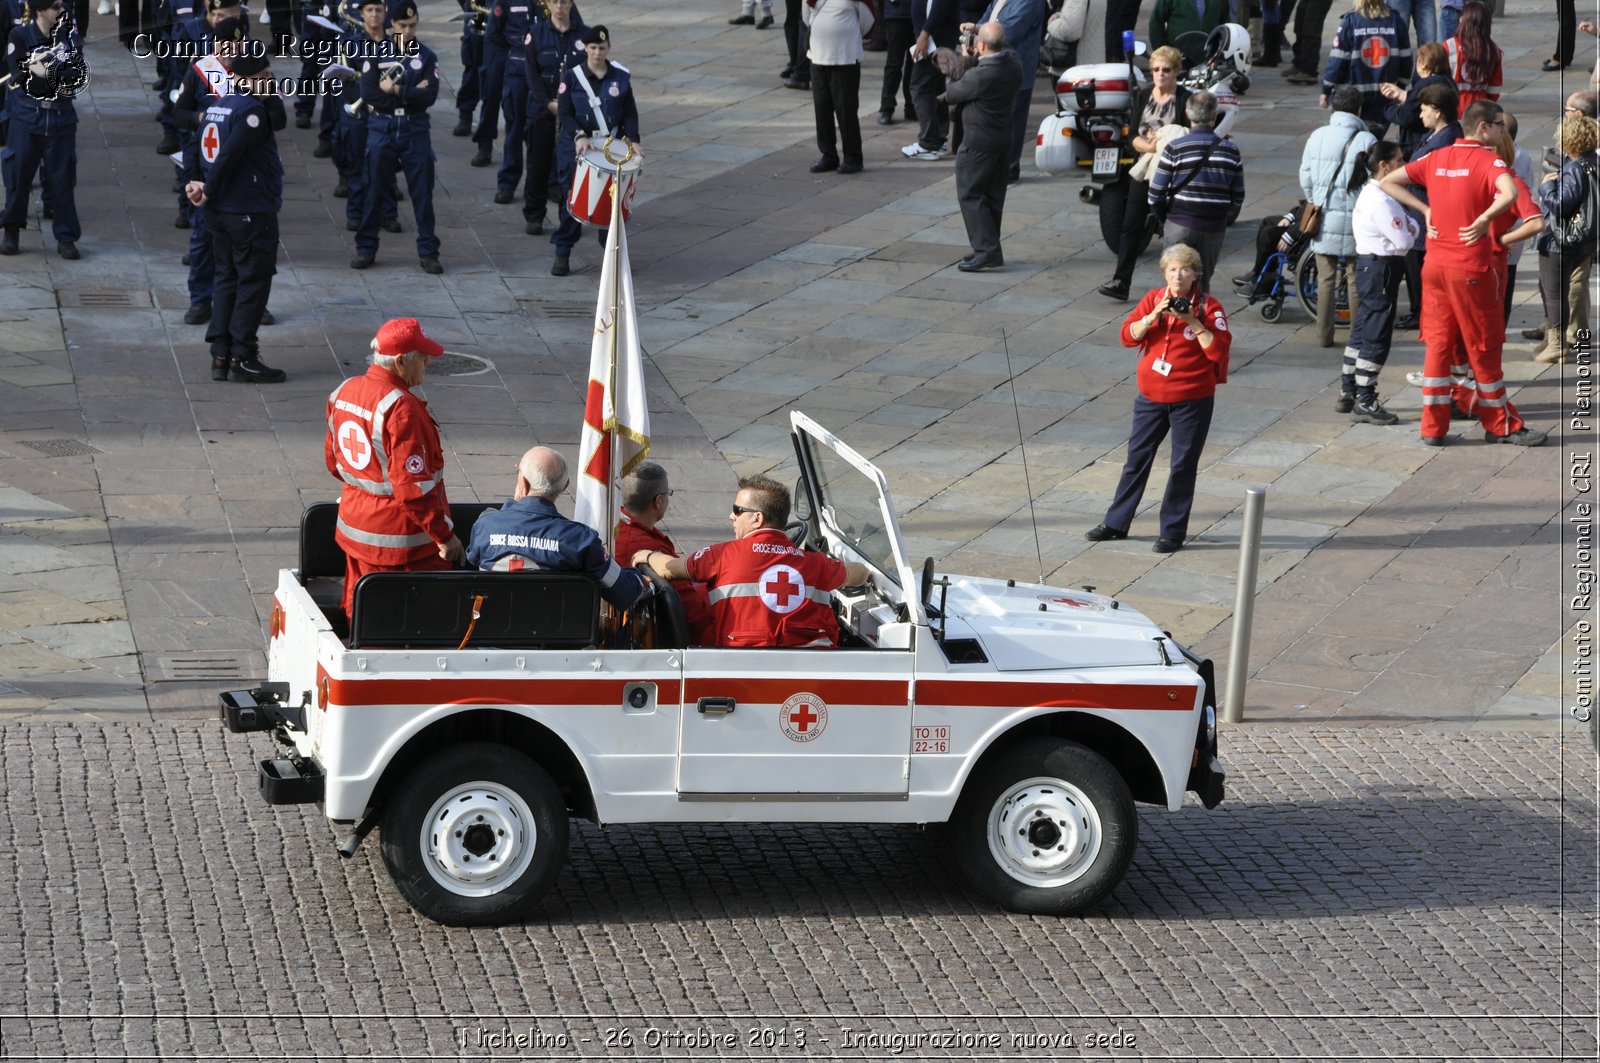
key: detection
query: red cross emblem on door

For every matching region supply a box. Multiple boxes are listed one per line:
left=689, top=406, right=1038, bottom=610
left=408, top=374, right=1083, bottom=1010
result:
left=337, top=420, right=372, bottom=470
left=200, top=122, right=222, bottom=164
left=779, top=692, right=828, bottom=743
left=1360, top=36, right=1390, bottom=67
left=760, top=564, right=806, bottom=615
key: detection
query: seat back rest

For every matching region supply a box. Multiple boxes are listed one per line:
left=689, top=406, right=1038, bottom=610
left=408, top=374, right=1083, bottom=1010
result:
left=349, top=570, right=601, bottom=650
left=298, top=500, right=503, bottom=581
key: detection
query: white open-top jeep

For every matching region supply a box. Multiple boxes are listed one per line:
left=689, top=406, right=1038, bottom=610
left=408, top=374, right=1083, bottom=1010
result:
left=221, top=413, right=1225, bottom=925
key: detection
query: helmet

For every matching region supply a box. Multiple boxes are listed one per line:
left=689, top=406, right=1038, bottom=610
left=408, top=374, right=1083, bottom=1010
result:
left=1203, top=23, right=1251, bottom=76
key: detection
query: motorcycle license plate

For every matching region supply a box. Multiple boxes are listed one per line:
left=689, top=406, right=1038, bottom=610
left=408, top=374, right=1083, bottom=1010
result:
left=1092, top=147, right=1119, bottom=176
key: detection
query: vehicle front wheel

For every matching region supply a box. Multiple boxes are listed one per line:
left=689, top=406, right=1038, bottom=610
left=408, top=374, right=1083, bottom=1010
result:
left=951, top=739, right=1137, bottom=915
left=379, top=742, right=568, bottom=926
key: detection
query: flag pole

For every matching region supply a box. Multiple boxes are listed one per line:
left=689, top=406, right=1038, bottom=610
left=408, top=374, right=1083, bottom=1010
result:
left=602, top=137, right=626, bottom=556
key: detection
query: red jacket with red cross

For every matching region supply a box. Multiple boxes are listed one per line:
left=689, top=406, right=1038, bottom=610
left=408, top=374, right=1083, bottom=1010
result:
left=684, top=529, right=849, bottom=648
left=324, top=364, right=454, bottom=566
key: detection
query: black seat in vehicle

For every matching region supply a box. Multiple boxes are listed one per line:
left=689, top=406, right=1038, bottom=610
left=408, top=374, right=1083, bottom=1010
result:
left=348, top=570, right=601, bottom=650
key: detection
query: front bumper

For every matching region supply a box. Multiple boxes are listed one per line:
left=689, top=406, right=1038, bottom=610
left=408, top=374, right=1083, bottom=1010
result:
left=1184, top=659, right=1226, bottom=809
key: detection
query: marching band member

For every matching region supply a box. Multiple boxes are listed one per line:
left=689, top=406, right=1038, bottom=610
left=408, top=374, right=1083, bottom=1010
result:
left=484, top=0, right=536, bottom=206
left=1, top=0, right=82, bottom=259
left=550, top=22, right=638, bottom=277
left=350, top=0, right=442, bottom=274
left=452, top=0, right=484, bottom=137
left=184, top=44, right=288, bottom=383
left=333, top=0, right=398, bottom=234
left=522, top=0, right=583, bottom=235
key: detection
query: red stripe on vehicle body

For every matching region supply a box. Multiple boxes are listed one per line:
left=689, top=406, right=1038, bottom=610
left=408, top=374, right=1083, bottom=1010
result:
left=917, top=679, right=1192, bottom=711
left=327, top=676, right=634, bottom=708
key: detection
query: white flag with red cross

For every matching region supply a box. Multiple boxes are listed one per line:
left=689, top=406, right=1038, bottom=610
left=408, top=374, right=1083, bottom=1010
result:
left=574, top=214, right=650, bottom=541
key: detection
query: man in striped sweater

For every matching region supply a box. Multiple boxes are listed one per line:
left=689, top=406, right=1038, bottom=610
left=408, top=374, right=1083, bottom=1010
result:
left=1147, top=91, right=1245, bottom=293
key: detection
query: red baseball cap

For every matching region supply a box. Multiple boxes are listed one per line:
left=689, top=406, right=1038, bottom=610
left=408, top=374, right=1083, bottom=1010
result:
left=374, top=318, right=445, bottom=358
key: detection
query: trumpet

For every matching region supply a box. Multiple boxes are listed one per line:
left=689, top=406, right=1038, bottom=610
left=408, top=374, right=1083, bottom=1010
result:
left=342, top=59, right=403, bottom=115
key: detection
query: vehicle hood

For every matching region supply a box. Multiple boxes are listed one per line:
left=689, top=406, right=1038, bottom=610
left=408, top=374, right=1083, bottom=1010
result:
left=939, top=575, right=1170, bottom=671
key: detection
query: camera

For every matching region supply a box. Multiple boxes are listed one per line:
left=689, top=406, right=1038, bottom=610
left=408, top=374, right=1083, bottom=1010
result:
left=1167, top=294, right=1190, bottom=314
left=959, top=30, right=975, bottom=53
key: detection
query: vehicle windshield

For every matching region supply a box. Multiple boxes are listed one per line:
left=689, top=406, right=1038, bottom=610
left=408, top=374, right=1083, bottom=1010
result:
left=807, top=440, right=901, bottom=589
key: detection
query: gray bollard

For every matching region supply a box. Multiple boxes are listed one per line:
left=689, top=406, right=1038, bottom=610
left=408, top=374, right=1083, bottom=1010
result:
left=1223, top=486, right=1266, bottom=724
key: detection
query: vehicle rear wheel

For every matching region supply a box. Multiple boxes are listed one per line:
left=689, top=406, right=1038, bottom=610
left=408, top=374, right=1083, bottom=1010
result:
left=951, top=738, right=1136, bottom=915
left=379, top=741, right=567, bottom=926
left=1097, top=179, right=1128, bottom=255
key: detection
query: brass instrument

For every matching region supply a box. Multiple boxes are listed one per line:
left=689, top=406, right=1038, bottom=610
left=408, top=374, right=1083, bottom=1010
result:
left=24, top=9, right=89, bottom=100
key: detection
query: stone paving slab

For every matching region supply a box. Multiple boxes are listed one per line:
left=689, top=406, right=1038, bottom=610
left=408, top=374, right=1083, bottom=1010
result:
left=0, top=722, right=1592, bottom=1058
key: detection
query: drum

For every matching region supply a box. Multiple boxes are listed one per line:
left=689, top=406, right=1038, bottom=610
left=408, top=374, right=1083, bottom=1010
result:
left=567, top=146, right=642, bottom=227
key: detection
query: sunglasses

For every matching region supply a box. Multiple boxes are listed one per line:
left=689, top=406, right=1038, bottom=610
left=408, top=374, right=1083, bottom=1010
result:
left=1151, top=65, right=1175, bottom=72
left=730, top=504, right=757, bottom=517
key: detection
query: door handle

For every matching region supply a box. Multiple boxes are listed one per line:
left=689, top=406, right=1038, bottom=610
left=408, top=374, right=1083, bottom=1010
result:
left=696, top=696, right=736, bottom=716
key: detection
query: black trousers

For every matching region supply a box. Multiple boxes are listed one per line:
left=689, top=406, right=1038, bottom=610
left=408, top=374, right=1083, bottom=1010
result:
left=812, top=64, right=862, bottom=165
left=955, top=144, right=1008, bottom=258
left=1557, top=0, right=1576, bottom=64
left=1104, top=393, right=1215, bottom=542
left=1291, top=0, right=1333, bottom=73
left=908, top=55, right=948, bottom=151
left=525, top=110, right=557, bottom=223
left=1111, top=177, right=1152, bottom=287
left=784, top=0, right=810, bottom=77
left=879, top=18, right=914, bottom=115
left=204, top=209, right=278, bottom=362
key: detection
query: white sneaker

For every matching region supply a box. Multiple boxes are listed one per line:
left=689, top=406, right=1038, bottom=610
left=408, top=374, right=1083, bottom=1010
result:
left=1405, top=371, right=1425, bottom=387
left=900, top=142, right=926, bottom=158
left=904, top=145, right=947, bottom=161
left=97, top=0, right=111, bottom=13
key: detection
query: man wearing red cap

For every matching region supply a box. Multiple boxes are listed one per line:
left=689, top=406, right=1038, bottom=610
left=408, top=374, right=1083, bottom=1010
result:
left=323, top=317, right=464, bottom=621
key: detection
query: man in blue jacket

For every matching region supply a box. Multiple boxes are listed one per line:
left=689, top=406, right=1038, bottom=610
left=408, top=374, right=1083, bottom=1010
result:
left=467, top=446, right=649, bottom=610
left=183, top=45, right=287, bottom=383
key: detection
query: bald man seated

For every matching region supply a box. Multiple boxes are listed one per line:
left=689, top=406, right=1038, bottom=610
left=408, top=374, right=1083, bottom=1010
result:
left=466, top=446, right=648, bottom=609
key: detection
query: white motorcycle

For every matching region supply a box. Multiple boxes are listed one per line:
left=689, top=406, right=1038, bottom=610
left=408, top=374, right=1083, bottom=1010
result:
left=1035, top=24, right=1253, bottom=254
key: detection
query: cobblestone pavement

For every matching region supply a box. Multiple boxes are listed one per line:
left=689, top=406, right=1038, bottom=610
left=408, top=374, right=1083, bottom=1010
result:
left=0, top=722, right=1595, bottom=1060
left=0, top=0, right=1590, bottom=729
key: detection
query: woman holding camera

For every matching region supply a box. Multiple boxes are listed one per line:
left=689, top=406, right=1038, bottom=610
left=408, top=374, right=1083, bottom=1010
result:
left=1085, top=243, right=1230, bottom=555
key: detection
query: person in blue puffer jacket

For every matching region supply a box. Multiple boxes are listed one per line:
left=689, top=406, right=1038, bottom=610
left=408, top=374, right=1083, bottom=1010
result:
left=1299, top=85, right=1377, bottom=347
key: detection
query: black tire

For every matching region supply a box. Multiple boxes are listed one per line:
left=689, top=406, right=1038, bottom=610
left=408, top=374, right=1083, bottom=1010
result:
left=951, top=738, right=1137, bottom=915
left=379, top=741, right=568, bottom=926
left=1260, top=299, right=1282, bottom=323
left=1295, top=250, right=1351, bottom=322
left=1098, top=179, right=1128, bottom=255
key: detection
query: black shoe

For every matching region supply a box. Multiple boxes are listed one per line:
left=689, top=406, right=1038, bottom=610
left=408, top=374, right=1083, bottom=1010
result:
left=1521, top=326, right=1547, bottom=340
left=877, top=110, right=894, bottom=125
left=1084, top=524, right=1128, bottom=542
left=838, top=160, right=862, bottom=175
left=728, top=13, right=754, bottom=23
left=175, top=208, right=191, bottom=229
left=260, top=310, right=275, bottom=326
left=1485, top=426, right=1547, bottom=446
left=351, top=253, right=375, bottom=269
left=809, top=157, right=838, bottom=173
left=381, top=218, right=402, bottom=233
left=493, top=188, right=515, bottom=204
left=334, top=179, right=349, bottom=198
left=1542, top=57, right=1568, bottom=71
left=230, top=356, right=287, bottom=383
left=181, top=252, right=190, bottom=266
left=756, top=14, right=774, bottom=28
left=1420, top=435, right=1446, bottom=447
left=313, top=141, right=333, bottom=158
left=452, top=116, right=472, bottom=137
left=783, top=77, right=811, bottom=90
left=551, top=255, right=570, bottom=276
left=0, top=227, right=18, bottom=255
left=471, top=145, right=493, bottom=167
left=56, top=241, right=79, bottom=260
left=420, top=255, right=443, bottom=275
left=1153, top=537, right=1184, bottom=554
left=183, top=301, right=212, bottom=325
left=155, top=133, right=180, bottom=155
left=957, top=253, right=1002, bottom=272
left=1351, top=396, right=1399, bottom=425
left=1232, top=274, right=1257, bottom=293
left=779, top=64, right=794, bottom=79
left=1098, top=281, right=1129, bottom=300
left=1395, top=312, right=1418, bottom=331
left=211, top=357, right=230, bottom=381
left=1334, top=391, right=1355, bottom=413
left=294, top=113, right=312, bottom=129
left=525, top=218, right=545, bottom=235
left=346, top=219, right=359, bottom=232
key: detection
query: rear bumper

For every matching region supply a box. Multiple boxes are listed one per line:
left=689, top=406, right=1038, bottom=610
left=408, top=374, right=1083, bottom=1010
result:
left=220, top=683, right=325, bottom=806
left=219, top=682, right=293, bottom=733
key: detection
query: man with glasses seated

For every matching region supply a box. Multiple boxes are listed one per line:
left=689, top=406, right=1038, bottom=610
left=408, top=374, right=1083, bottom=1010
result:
left=467, top=446, right=648, bottom=609
left=614, top=461, right=713, bottom=643
left=634, top=475, right=869, bottom=648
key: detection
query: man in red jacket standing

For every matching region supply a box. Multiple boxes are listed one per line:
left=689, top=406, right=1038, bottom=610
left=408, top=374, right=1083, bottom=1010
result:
left=324, top=318, right=465, bottom=620
left=634, top=475, right=868, bottom=648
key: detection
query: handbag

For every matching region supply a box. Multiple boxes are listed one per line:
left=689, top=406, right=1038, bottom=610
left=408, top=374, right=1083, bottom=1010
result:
left=1301, top=132, right=1362, bottom=238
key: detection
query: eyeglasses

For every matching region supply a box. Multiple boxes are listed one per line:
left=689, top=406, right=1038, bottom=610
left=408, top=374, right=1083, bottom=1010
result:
left=730, top=504, right=757, bottom=517
left=1150, top=65, right=1175, bottom=72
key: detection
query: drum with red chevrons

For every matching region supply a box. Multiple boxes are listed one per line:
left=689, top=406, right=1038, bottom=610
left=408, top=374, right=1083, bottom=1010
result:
left=567, top=143, right=642, bottom=227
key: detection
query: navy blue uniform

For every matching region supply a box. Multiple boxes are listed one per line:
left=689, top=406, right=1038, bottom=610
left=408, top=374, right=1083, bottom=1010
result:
left=172, top=53, right=233, bottom=309
left=485, top=0, right=535, bottom=195
left=335, top=24, right=397, bottom=228
left=523, top=12, right=583, bottom=226
left=466, top=495, right=648, bottom=610
left=356, top=36, right=440, bottom=260
left=552, top=57, right=637, bottom=256
left=0, top=0, right=21, bottom=146
left=187, top=91, right=284, bottom=367
left=157, top=0, right=207, bottom=144
left=294, top=0, right=340, bottom=133
left=455, top=0, right=484, bottom=127
left=1, top=20, right=80, bottom=244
